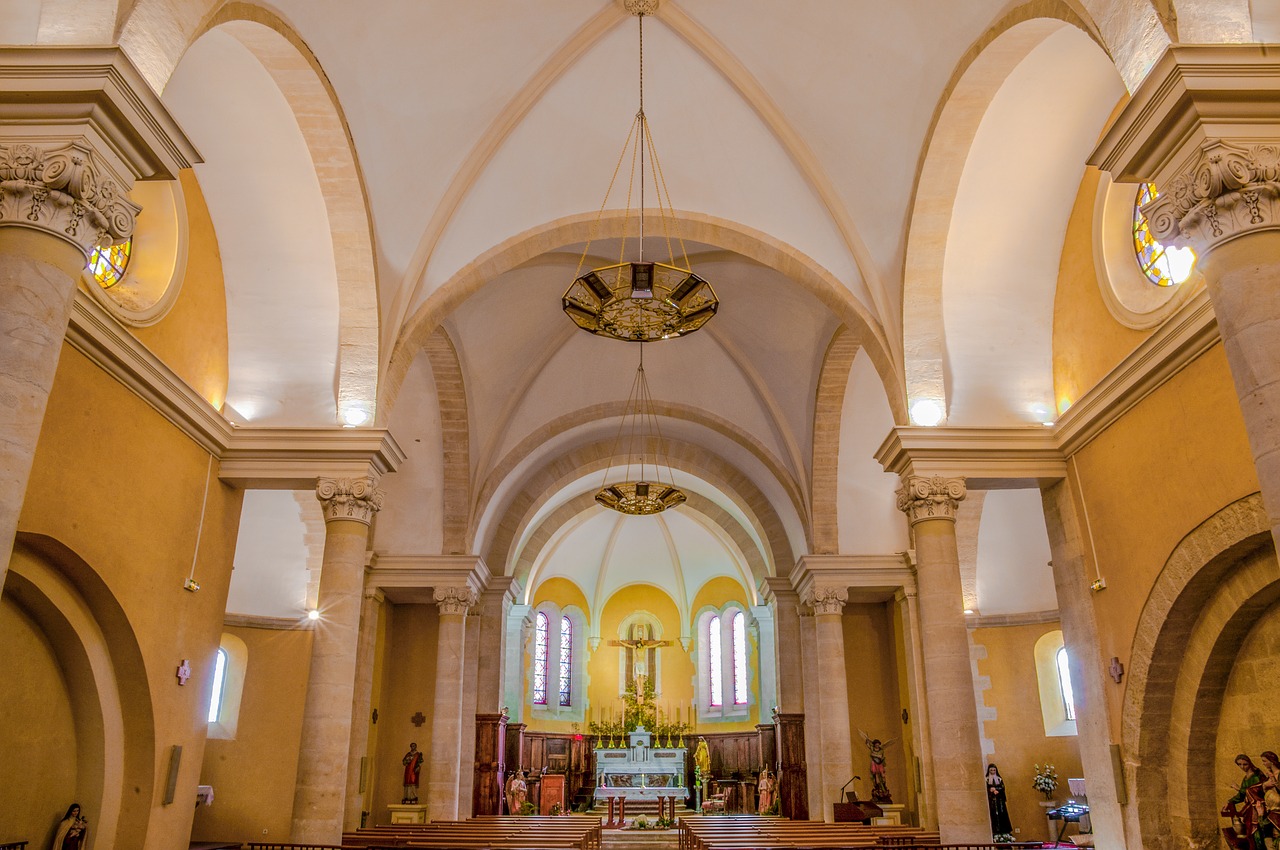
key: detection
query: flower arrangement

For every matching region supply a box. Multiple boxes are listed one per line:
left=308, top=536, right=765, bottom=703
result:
left=1032, top=763, right=1059, bottom=800
left=993, top=832, right=1015, bottom=844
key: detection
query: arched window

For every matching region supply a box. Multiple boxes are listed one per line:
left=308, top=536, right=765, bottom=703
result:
left=1056, top=646, right=1076, bottom=721
left=533, top=611, right=549, bottom=706
left=708, top=615, right=723, bottom=707
left=559, top=615, right=573, bottom=707
left=1133, top=182, right=1195, bottom=287
left=732, top=611, right=747, bottom=706
left=698, top=605, right=751, bottom=720
left=208, top=646, right=228, bottom=722
left=87, top=238, right=133, bottom=289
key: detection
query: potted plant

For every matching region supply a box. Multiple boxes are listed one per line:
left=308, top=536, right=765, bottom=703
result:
left=1033, top=763, right=1059, bottom=802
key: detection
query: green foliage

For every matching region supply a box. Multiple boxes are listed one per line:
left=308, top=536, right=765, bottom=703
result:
left=587, top=679, right=692, bottom=744
left=518, top=801, right=536, bottom=815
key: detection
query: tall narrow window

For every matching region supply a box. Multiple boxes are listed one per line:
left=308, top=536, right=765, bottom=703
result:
left=708, top=615, right=723, bottom=707
left=732, top=611, right=748, bottom=705
left=559, top=615, right=573, bottom=707
left=533, top=611, right=549, bottom=705
left=207, top=647, right=228, bottom=723
left=1056, top=646, right=1076, bottom=721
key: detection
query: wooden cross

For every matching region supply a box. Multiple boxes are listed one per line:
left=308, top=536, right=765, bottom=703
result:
left=176, top=659, right=192, bottom=686
left=411, top=711, right=426, bottom=727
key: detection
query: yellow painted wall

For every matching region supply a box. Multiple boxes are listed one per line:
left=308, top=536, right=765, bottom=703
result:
left=1051, top=167, right=1151, bottom=413
left=14, top=343, right=244, bottom=849
left=372, top=603, right=440, bottom=824
left=842, top=601, right=908, bottom=807
left=690, top=576, right=747, bottom=615
left=973, top=623, right=1083, bottom=844
left=533, top=577, right=591, bottom=620
left=1215, top=592, right=1280, bottom=812
left=129, top=169, right=230, bottom=409
left=192, top=625, right=313, bottom=843
left=1071, top=343, right=1259, bottom=741
left=0, top=594, right=78, bottom=847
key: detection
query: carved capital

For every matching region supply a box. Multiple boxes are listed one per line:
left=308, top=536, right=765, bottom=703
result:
left=316, top=476, right=384, bottom=525
left=896, top=475, right=966, bottom=525
left=0, top=141, right=140, bottom=256
left=434, top=585, right=478, bottom=616
left=1145, top=139, right=1280, bottom=254
left=803, top=586, right=848, bottom=616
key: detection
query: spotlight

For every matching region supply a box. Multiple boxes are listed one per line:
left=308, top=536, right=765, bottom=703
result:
left=307, top=609, right=320, bottom=621
left=341, top=406, right=370, bottom=427
left=909, top=398, right=944, bottom=427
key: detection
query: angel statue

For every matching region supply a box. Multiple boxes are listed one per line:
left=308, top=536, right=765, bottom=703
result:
left=859, top=730, right=898, bottom=803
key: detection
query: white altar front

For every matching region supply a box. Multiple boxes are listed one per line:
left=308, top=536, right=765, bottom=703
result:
left=595, top=728, right=686, bottom=802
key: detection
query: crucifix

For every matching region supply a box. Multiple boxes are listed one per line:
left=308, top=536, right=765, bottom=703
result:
left=609, top=623, right=674, bottom=694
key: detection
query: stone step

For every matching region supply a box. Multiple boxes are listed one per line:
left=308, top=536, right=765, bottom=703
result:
left=601, top=829, right=680, bottom=850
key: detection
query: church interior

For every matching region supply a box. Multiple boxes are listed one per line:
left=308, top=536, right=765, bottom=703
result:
left=6, top=1, right=1280, bottom=849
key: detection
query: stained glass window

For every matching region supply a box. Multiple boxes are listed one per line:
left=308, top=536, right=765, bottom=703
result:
left=207, top=647, right=228, bottom=723
left=559, top=615, right=572, bottom=707
left=732, top=611, right=747, bottom=705
left=1056, top=646, right=1075, bottom=721
left=708, top=615, right=722, bottom=707
left=1133, top=182, right=1195, bottom=287
left=87, top=238, right=133, bottom=289
left=533, top=611, right=549, bottom=705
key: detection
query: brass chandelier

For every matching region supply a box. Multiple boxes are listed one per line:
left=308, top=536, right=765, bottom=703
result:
left=561, top=1, right=719, bottom=343
left=595, top=345, right=687, bottom=515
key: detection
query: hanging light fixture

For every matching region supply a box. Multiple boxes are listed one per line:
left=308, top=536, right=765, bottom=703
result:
left=562, top=0, right=719, bottom=342
left=596, top=345, right=687, bottom=515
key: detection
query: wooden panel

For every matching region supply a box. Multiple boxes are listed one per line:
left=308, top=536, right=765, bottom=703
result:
left=471, top=713, right=506, bottom=815
left=776, top=712, right=809, bottom=820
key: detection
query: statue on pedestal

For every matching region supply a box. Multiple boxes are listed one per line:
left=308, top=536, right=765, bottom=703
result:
left=859, top=730, right=896, bottom=803
left=401, top=743, right=424, bottom=804
left=505, top=770, right=528, bottom=815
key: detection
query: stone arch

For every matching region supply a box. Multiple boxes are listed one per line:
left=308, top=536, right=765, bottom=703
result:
left=484, top=436, right=793, bottom=586
left=386, top=210, right=903, bottom=425
left=810, top=327, right=860, bottom=554
left=4, top=533, right=155, bottom=849
left=423, top=327, right=470, bottom=555
left=1122, top=493, right=1276, bottom=849
left=903, top=2, right=1112, bottom=416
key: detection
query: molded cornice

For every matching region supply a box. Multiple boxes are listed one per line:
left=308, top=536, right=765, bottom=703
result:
left=366, top=554, right=492, bottom=603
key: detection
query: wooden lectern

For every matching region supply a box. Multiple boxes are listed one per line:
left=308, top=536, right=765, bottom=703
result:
left=540, top=774, right=566, bottom=815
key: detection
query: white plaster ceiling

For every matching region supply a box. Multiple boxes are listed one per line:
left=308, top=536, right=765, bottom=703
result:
left=942, top=27, right=1126, bottom=425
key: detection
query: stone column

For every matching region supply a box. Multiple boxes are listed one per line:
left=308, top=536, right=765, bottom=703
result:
left=0, top=142, right=140, bottom=591
left=1090, top=46, right=1280, bottom=560
left=291, top=477, right=384, bottom=844
left=429, top=585, right=477, bottom=822
left=473, top=579, right=515, bottom=815
left=459, top=608, right=482, bottom=815
left=895, top=586, right=937, bottom=830
left=797, top=604, right=825, bottom=819
left=343, top=587, right=384, bottom=830
left=1041, top=480, right=1127, bottom=848
left=805, top=586, right=852, bottom=823
left=896, top=475, right=988, bottom=844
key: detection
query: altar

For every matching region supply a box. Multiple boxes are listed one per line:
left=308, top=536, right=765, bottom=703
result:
left=596, top=728, right=686, bottom=802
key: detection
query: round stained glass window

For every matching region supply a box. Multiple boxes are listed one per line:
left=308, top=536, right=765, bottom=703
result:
left=87, top=238, right=132, bottom=289
left=1133, top=182, right=1195, bottom=287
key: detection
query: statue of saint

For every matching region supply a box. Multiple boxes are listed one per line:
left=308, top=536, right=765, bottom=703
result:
left=859, top=730, right=897, bottom=803
left=401, top=742, right=424, bottom=804
left=51, top=803, right=87, bottom=850
left=757, top=768, right=777, bottom=814
left=505, top=770, right=528, bottom=814
left=694, top=736, right=712, bottom=781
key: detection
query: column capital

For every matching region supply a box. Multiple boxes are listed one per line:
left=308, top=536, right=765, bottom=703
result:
left=0, top=141, right=140, bottom=256
left=896, top=475, right=966, bottom=525
left=316, top=476, right=384, bottom=525
left=434, top=585, right=478, bottom=616
left=1091, top=45, right=1280, bottom=257
left=802, top=585, right=847, bottom=616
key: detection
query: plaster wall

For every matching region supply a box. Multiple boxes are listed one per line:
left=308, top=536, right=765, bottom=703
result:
left=128, top=169, right=230, bottom=409
left=15, top=342, right=244, bottom=850
left=1051, top=166, right=1150, bottom=412
left=371, top=603, right=440, bottom=825
left=1071, top=343, right=1260, bottom=742
left=191, top=625, right=312, bottom=843
left=0, top=594, right=78, bottom=847
left=841, top=601, right=907, bottom=807
left=972, top=623, right=1083, bottom=844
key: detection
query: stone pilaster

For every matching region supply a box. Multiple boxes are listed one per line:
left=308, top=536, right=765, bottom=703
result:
left=292, top=478, right=384, bottom=844
left=343, top=587, right=383, bottom=831
left=0, top=48, right=196, bottom=597
left=750, top=603, right=778, bottom=724
left=896, top=475, right=988, bottom=844
left=895, top=586, right=937, bottom=830
left=429, top=585, right=477, bottom=822
left=473, top=580, right=516, bottom=815
left=1090, top=45, right=1280, bottom=561
left=797, top=603, right=825, bottom=819
left=763, top=577, right=807, bottom=818
left=503, top=604, right=532, bottom=722
left=804, top=585, right=852, bottom=823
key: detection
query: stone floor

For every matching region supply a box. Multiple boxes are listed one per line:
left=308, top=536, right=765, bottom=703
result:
left=601, top=829, right=680, bottom=850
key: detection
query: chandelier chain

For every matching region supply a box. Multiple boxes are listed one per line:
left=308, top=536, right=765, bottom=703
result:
left=642, top=116, right=689, bottom=270
left=573, top=115, right=639, bottom=284
left=638, top=12, right=645, bottom=261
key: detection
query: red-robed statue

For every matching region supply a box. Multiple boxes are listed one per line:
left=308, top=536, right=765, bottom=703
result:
left=402, top=742, right=424, bottom=804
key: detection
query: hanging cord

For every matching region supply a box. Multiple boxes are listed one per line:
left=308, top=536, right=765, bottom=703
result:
left=638, top=12, right=646, bottom=262
left=187, top=452, right=214, bottom=584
